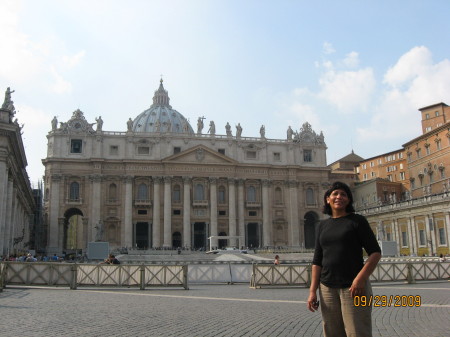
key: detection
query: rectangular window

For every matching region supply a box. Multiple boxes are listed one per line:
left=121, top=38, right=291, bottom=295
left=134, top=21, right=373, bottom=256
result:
left=425, top=126, right=432, bottom=132
left=407, top=153, right=412, bottom=162
left=371, top=172, right=376, bottom=177
left=70, top=139, right=82, bottom=153
left=273, top=152, right=281, bottom=161
left=137, top=146, right=149, bottom=155
left=400, top=172, right=406, bottom=180
left=218, top=210, right=226, bottom=216
left=137, top=210, right=147, bottom=215
left=436, top=140, right=441, bottom=150
left=370, top=162, right=374, bottom=167
left=439, top=228, right=446, bottom=245
left=386, top=232, right=391, bottom=241
left=173, top=209, right=181, bottom=215
left=435, top=110, right=440, bottom=117
left=378, top=159, right=382, bottom=165
left=110, top=145, right=119, bottom=155
left=440, top=169, right=446, bottom=179
left=416, top=148, right=421, bottom=159
left=401, top=232, right=408, bottom=247
left=419, top=229, right=426, bottom=246
left=363, top=173, right=367, bottom=180
left=218, top=148, right=225, bottom=155
left=426, top=146, right=430, bottom=155
left=249, top=211, right=257, bottom=216
left=246, top=151, right=257, bottom=159
left=174, top=147, right=181, bottom=154
left=303, top=149, right=312, bottom=162
left=425, top=113, right=430, bottom=119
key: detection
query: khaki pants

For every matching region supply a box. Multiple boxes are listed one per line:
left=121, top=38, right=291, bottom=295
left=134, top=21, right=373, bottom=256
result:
left=319, top=281, right=373, bottom=337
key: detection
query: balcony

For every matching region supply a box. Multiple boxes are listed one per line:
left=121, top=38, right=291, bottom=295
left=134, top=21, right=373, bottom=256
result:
left=66, top=198, right=83, bottom=205
left=245, top=201, right=261, bottom=208
left=192, top=200, right=209, bottom=207
left=134, top=199, right=152, bottom=208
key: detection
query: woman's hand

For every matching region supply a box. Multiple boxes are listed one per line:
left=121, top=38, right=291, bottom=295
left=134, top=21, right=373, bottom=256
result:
left=307, top=292, right=320, bottom=312
left=349, top=277, right=366, bottom=297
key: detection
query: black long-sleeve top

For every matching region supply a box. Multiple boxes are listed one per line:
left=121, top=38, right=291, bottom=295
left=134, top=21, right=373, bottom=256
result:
left=312, top=213, right=381, bottom=288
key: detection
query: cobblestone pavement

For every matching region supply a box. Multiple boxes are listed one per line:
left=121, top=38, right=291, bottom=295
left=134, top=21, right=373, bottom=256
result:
left=1, top=281, right=448, bottom=337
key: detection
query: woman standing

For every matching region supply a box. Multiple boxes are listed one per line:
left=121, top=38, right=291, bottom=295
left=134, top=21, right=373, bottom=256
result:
left=307, top=181, right=381, bottom=337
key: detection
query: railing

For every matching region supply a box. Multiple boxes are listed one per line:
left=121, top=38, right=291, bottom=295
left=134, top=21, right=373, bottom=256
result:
left=249, top=261, right=450, bottom=288
left=1, top=261, right=448, bottom=291
left=0, top=262, right=188, bottom=290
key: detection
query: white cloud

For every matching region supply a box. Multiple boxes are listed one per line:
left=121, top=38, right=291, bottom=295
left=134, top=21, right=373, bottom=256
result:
left=50, top=66, right=72, bottom=94
left=318, top=67, right=376, bottom=113
left=323, top=41, right=335, bottom=55
left=63, top=50, right=86, bottom=69
left=342, top=51, right=359, bottom=68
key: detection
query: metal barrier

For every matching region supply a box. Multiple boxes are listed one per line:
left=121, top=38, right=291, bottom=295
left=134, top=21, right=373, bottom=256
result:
left=249, top=261, right=450, bottom=288
left=0, top=262, right=188, bottom=290
left=188, top=263, right=251, bottom=284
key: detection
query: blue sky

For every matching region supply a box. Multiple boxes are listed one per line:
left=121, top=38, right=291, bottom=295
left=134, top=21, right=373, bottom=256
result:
left=1, top=0, right=450, bottom=184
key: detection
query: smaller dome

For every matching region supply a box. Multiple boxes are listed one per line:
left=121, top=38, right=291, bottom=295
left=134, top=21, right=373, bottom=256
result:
left=132, top=80, right=194, bottom=134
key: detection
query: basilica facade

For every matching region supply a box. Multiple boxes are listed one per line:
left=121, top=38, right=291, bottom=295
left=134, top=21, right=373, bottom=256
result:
left=42, top=81, right=334, bottom=254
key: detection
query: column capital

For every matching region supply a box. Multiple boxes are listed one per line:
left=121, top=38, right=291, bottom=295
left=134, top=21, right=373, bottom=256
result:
left=182, top=176, right=192, bottom=184
left=262, top=179, right=271, bottom=187
left=209, top=177, right=217, bottom=184
left=237, top=178, right=245, bottom=186
left=228, top=177, right=236, bottom=184
left=51, top=174, right=63, bottom=182
left=153, top=176, right=163, bottom=184
left=89, top=174, right=103, bottom=183
left=123, top=175, right=134, bottom=183
left=286, top=180, right=298, bottom=188
left=164, top=176, right=172, bottom=184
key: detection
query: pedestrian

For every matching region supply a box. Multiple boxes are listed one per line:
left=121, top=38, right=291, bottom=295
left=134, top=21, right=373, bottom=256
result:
left=274, top=255, right=280, bottom=265
left=307, top=181, right=381, bottom=337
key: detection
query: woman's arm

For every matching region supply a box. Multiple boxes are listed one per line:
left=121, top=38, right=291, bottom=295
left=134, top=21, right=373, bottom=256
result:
left=307, top=264, right=322, bottom=312
left=349, top=252, right=381, bottom=297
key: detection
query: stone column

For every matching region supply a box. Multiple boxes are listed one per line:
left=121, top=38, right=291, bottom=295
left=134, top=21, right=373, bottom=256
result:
left=58, top=217, right=65, bottom=250
left=210, top=178, right=218, bottom=249
left=0, top=161, right=8, bottom=254
left=262, top=179, right=271, bottom=247
left=392, top=219, right=398, bottom=244
left=407, top=217, right=416, bottom=255
left=298, top=182, right=305, bottom=245
left=237, top=179, right=245, bottom=249
left=428, top=214, right=437, bottom=255
left=163, top=176, right=172, bottom=248
left=90, top=174, right=102, bottom=241
left=445, top=212, right=450, bottom=254
left=48, top=174, right=62, bottom=253
left=152, top=177, right=162, bottom=248
left=123, top=176, right=133, bottom=248
left=228, top=178, right=237, bottom=247
left=183, top=177, right=191, bottom=249
left=288, top=180, right=300, bottom=247
left=5, top=183, right=15, bottom=252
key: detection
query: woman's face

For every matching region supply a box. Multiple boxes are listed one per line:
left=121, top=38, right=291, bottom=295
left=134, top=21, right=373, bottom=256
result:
left=326, top=189, right=350, bottom=214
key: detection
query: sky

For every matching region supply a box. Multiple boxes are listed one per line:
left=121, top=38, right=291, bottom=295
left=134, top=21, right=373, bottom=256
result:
left=1, top=0, right=450, bottom=185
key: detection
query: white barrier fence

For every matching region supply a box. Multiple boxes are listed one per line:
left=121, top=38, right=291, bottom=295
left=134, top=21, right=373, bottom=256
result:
left=0, top=261, right=448, bottom=291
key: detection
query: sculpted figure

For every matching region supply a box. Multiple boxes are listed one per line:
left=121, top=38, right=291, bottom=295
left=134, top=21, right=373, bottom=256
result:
left=127, top=118, right=133, bottom=131
left=208, top=121, right=216, bottom=135
left=260, top=125, right=265, bottom=138
left=2, top=87, right=15, bottom=109
left=52, top=116, right=58, bottom=130
left=236, top=123, right=242, bottom=138
left=95, top=220, right=104, bottom=242
left=225, top=122, right=232, bottom=136
left=95, top=116, right=103, bottom=131
left=287, top=126, right=293, bottom=140
left=197, top=117, right=204, bottom=134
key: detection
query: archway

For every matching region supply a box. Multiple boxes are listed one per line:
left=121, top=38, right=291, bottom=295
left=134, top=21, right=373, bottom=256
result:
left=64, top=208, right=84, bottom=253
left=135, top=222, right=149, bottom=249
left=218, top=232, right=227, bottom=249
left=193, top=222, right=207, bottom=250
left=247, top=223, right=260, bottom=248
left=304, top=211, right=319, bottom=249
left=172, top=231, right=182, bottom=248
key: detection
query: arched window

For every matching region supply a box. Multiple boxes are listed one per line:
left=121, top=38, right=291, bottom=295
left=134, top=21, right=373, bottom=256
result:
left=218, top=186, right=226, bottom=204
left=274, top=187, right=283, bottom=204
left=109, top=183, right=117, bottom=200
left=247, top=186, right=256, bottom=202
left=69, top=182, right=80, bottom=200
left=173, top=184, right=181, bottom=202
left=306, top=188, right=315, bottom=205
left=137, top=183, right=148, bottom=200
left=194, top=184, right=205, bottom=200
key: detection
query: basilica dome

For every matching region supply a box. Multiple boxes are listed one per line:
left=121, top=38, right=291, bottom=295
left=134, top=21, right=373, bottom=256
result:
left=131, top=80, right=195, bottom=134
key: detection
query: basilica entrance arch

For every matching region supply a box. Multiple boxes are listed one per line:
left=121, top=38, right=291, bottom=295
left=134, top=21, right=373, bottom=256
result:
left=135, top=222, right=150, bottom=249
left=304, top=211, right=319, bottom=249
left=64, top=208, right=84, bottom=252
left=247, top=223, right=260, bottom=248
left=172, top=231, right=181, bottom=248
left=218, top=232, right=227, bottom=249
left=193, top=222, right=207, bottom=250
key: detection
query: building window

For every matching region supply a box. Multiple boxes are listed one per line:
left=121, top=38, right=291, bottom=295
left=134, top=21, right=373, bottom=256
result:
left=69, top=182, right=80, bottom=200
left=436, top=139, right=441, bottom=150
left=218, top=186, right=226, bottom=204
left=273, top=152, right=281, bottom=161
left=425, top=113, right=429, bottom=119
left=425, top=146, right=430, bottom=155
left=218, top=148, right=225, bottom=155
left=173, top=209, right=181, bottom=215
left=400, top=172, right=406, bottom=180
left=306, top=188, right=315, bottom=205
left=173, top=184, right=181, bottom=202
left=378, top=159, right=382, bottom=165
left=247, top=186, right=256, bottom=202
left=304, top=150, right=312, bottom=162
left=110, top=145, right=119, bottom=155
left=416, top=148, right=421, bottom=159
left=371, top=172, right=376, bottom=178
left=137, top=183, right=148, bottom=200
left=218, top=210, right=226, bottom=216
left=194, top=184, right=205, bottom=200
left=370, top=161, right=374, bottom=167
left=274, top=187, right=283, bottom=204
left=137, top=210, right=147, bottom=215
left=429, top=172, right=434, bottom=183
left=401, top=231, right=408, bottom=247
left=419, top=229, right=426, bottom=246
left=439, top=228, right=446, bottom=245
left=411, top=179, right=415, bottom=189
left=425, top=126, right=432, bottom=132
left=407, top=153, right=412, bottom=162
left=109, top=183, right=117, bottom=200
left=137, top=146, right=149, bottom=155
left=249, top=211, right=257, bottom=216
left=363, top=173, right=368, bottom=180
left=173, top=147, right=181, bottom=154
left=70, top=139, right=82, bottom=153
left=246, top=151, right=257, bottom=159
left=435, top=110, right=440, bottom=117
left=440, top=168, right=446, bottom=179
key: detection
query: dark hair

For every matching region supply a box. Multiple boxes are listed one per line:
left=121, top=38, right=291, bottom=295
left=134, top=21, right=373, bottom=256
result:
left=322, top=181, right=355, bottom=215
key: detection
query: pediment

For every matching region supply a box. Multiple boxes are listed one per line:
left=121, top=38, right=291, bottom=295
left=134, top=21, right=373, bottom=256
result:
left=163, top=145, right=237, bottom=164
